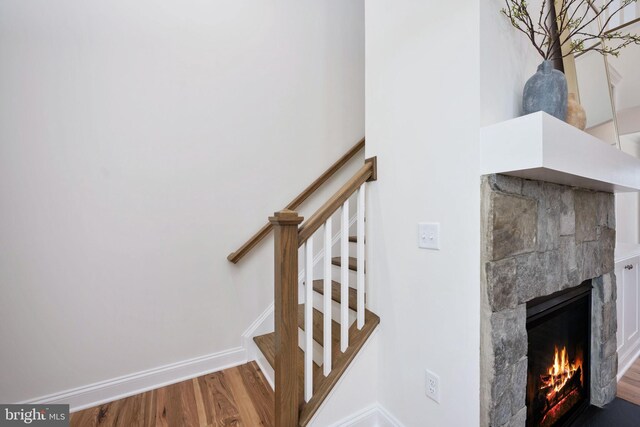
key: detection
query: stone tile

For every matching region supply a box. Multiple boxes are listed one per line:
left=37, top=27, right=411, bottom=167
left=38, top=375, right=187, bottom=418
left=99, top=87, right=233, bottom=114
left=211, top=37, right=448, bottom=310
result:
left=560, top=236, right=578, bottom=288
left=592, top=378, right=617, bottom=407
left=511, top=358, right=527, bottom=415
left=600, top=227, right=615, bottom=274
left=491, top=306, right=527, bottom=367
left=521, top=179, right=542, bottom=199
left=542, top=250, right=562, bottom=296
left=560, top=188, right=575, bottom=236
left=489, top=174, right=523, bottom=195
left=491, top=390, right=513, bottom=426
left=523, top=180, right=562, bottom=252
left=606, top=193, right=616, bottom=229
left=491, top=193, right=537, bottom=260
left=508, top=407, right=526, bottom=427
left=603, top=301, right=617, bottom=340
left=602, top=272, right=616, bottom=304
left=516, top=253, right=544, bottom=303
left=578, top=241, right=602, bottom=282
left=575, top=190, right=598, bottom=242
left=537, top=183, right=563, bottom=252
left=600, top=354, right=618, bottom=384
left=596, top=192, right=610, bottom=227
left=491, top=363, right=513, bottom=402
left=603, top=335, right=617, bottom=359
left=486, top=259, right=518, bottom=311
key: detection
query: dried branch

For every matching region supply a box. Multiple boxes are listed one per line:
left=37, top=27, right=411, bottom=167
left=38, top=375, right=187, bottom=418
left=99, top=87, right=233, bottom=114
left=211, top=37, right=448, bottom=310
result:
left=502, top=0, right=640, bottom=61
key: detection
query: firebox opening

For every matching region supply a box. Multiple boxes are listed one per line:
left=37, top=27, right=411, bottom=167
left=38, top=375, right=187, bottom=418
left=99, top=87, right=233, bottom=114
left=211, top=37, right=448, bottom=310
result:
left=526, top=281, right=592, bottom=427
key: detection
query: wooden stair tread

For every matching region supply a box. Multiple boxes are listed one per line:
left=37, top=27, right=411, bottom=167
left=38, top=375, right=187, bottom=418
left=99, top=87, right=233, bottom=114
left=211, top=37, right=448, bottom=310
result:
left=348, top=235, right=357, bottom=243
left=312, top=280, right=358, bottom=311
left=299, top=309, right=380, bottom=426
left=297, top=304, right=340, bottom=347
left=331, top=256, right=358, bottom=271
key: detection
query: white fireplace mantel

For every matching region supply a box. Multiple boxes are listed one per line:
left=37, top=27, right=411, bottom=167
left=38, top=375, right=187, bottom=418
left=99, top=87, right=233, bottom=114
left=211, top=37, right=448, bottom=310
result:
left=480, top=112, right=640, bottom=193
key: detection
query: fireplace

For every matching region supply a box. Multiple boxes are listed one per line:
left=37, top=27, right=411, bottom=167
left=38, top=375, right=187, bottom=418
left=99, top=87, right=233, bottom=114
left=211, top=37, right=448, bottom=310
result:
left=480, top=174, right=618, bottom=427
left=526, top=282, right=592, bottom=427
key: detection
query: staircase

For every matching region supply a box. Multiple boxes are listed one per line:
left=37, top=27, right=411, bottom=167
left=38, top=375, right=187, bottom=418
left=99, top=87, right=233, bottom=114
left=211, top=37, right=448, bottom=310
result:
left=228, top=139, right=379, bottom=427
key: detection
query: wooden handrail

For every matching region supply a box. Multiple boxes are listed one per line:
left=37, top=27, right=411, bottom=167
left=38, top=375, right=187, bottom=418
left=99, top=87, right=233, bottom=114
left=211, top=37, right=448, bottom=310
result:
left=298, top=157, right=376, bottom=246
left=227, top=137, right=365, bottom=264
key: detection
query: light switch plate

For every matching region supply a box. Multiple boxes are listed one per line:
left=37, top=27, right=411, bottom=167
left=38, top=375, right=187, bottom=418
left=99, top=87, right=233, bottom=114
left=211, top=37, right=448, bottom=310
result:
left=419, top=222, right=440, bottom=250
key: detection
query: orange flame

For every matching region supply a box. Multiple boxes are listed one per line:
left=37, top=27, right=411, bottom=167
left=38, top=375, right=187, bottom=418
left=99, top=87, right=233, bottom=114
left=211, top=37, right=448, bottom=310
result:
left=540, top=346, right=582, bottom=399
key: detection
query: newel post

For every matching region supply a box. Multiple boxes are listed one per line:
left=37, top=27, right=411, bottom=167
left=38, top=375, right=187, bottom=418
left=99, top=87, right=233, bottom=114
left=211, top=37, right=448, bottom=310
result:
left=269, top=209, right=304, bottom=427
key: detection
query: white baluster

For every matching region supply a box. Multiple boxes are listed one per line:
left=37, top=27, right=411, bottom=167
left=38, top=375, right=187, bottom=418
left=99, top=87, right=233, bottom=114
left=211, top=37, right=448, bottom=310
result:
left=304, top=238, right=314, bottom=402
left=323, top=218, right=332, bottom=375
left=340, top=199, right=349, bottom=352
left=357, top=183, right=365, bottom=329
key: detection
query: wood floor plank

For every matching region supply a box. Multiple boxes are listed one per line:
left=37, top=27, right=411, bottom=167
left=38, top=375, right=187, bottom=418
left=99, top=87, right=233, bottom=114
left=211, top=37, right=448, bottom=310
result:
left=198, top=371, right=240, bottom=426
left=237, top=362, right=274, bottom=427
left=192, top=378, right=208, bottom=426
left=618, top=357, right=640, bottom=406
left=225, top=367, right=265, bottom=426
left=154, top=387, right=170, bottom=427
left=70, top=363, right=273, bottom=427
left=160, top=379, right=199, bottom=427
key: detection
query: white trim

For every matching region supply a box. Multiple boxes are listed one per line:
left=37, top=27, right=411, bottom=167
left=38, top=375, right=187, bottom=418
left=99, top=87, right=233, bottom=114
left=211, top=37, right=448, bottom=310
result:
left=241, top=303, right=276, bottom=388
left=324, top=403, right=405, bottom=427
left=253, top=350, right=275, bottom=390
left=241, top=303, right=274, bottom=338
left=241, top=302, right=274, bottom=350
left=617, top=345, right=640, bottom=381
left=21, top=347, right=247, bottom=413
left=376, top=405, right=406, bottom=427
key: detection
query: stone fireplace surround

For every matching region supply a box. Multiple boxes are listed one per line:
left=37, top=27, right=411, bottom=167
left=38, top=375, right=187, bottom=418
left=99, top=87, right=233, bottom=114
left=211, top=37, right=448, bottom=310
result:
left=480, top=174, right=618, bottom=427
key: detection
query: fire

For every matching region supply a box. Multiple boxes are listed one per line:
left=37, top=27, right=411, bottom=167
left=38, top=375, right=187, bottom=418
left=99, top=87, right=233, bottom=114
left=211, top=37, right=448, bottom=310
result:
left=540, top=346, right=582, bottom=399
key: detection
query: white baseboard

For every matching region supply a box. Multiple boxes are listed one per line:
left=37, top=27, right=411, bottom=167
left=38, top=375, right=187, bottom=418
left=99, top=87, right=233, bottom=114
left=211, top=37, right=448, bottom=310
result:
left=21, top=347, right=247, bottom=412
left=617, top=344, right=640, bottom=381
left=326, top=404, right=405, bottom=427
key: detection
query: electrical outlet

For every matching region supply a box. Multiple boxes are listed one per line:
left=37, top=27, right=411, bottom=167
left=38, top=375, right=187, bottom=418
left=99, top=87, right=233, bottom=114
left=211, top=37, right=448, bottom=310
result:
left=425, top=369, right=441, bottom=403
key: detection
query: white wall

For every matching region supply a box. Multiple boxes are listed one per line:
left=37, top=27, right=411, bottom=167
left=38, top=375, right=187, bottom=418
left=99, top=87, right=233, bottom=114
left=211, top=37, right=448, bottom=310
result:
left=609, top=21, right=640, bottom=113
left=0, top=0, right=364, bottom=403
left=365, top=1, right=481, bottom=426
left=616, top=192, right=640, bottom=244
left=481, top=0, right=544, bottom=126
left=308, top=333, right=379, bottom=427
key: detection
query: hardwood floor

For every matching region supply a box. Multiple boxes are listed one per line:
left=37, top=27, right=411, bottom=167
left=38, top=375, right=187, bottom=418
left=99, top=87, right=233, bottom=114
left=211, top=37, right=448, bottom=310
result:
left=70, top=362, right=274, bottom=427
left=618, top=357, right=640, bottom=406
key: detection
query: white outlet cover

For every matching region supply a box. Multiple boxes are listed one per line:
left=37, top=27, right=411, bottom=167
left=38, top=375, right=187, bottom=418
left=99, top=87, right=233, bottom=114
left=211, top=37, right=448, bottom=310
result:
left=425, top=369, right=441, bottom=403
left=418, top=223, right=440, bottom=250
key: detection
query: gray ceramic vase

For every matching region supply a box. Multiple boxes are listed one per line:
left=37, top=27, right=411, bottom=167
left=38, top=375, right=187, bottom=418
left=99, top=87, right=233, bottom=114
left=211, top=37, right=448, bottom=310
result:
left=523, top=60, right=568, bottom=121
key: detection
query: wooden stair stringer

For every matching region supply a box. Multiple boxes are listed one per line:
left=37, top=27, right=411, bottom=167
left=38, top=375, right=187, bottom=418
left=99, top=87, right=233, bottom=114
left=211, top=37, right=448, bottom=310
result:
left=298, top=309, right=380, bottom=427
